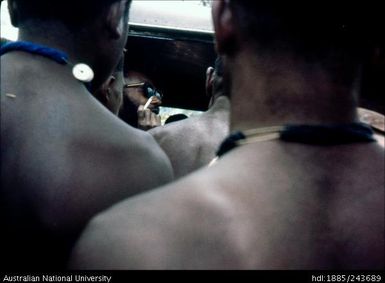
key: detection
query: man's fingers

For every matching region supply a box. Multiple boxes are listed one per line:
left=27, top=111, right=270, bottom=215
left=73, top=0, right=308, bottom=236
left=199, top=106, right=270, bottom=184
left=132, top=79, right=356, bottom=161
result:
left=137, top=105, right=161, bottom=130
left=156, top=114, right=161, bottom=124
left=144, top=108, right=152, bottom=123
left=137, top=105, right=145, bottom=119
left=153, top=113, right=161, bottom=126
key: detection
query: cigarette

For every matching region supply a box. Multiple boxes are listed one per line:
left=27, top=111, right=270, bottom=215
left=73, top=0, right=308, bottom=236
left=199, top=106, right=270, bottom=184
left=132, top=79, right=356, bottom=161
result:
left=124, top=82, right=145, bottom=89
left=143, top=96, right=154, bottom=110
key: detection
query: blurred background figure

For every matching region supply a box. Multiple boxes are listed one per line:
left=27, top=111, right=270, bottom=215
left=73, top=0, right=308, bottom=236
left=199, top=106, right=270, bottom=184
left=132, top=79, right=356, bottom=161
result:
left=148, top=56, right=230, bottom=179
left=119, top=70, right=162, bottom=129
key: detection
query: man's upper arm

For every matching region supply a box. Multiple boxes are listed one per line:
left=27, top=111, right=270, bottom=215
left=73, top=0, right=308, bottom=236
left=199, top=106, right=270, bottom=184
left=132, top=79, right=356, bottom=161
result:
left=69, top=196, right=168, bottom=270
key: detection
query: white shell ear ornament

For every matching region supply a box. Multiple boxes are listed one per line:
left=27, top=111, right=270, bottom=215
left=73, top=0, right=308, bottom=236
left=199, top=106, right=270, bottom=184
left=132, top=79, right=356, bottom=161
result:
left=72, top=63, right=94, bottom=83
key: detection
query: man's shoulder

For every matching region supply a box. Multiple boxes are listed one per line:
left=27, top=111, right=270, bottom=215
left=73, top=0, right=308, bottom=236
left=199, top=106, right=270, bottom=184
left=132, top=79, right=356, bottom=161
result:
left=107, top=170, right=233, bottom=230
left=67, top=110, right=173, bottom=179
left=149, top=115, right=207, bottom=143
left=71, top=172, right=241, bottom=269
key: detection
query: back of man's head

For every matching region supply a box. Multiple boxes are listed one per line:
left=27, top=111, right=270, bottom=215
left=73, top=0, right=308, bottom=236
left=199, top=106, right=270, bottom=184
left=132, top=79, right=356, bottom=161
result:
left=9, top=0, right=131, bottom=28
left=230, top=1, right=381, bottom=61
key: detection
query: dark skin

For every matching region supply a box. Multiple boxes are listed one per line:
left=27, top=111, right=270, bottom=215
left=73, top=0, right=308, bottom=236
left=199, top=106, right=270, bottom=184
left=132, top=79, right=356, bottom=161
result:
left=149, top=66, right=230, bottom=179
left=123, top=71, right=162, bottom=113
left=70, top=1, right=384, bottom=269
left=94, top=69, right=124, bottom=116
left=120, top=70, right=162, bottom=130
left=1, top=0, right=173, bottom=268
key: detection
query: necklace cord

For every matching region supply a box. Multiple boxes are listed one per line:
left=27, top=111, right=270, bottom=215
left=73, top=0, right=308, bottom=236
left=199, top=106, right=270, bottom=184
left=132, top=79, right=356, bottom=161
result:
left=215, top=123, right=375, bottom=159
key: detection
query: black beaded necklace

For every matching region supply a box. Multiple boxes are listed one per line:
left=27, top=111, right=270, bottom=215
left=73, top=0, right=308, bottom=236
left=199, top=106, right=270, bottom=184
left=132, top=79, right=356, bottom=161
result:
left=212, top=123, right=375, bottom=163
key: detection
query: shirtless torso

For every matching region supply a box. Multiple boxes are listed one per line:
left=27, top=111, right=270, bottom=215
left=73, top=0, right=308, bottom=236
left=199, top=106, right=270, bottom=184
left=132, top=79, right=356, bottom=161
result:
left=1, top=51, right=173, bottom=268
left=70, top=139, right=384, bottom=269
left=69, top=1, right=384, bottom=270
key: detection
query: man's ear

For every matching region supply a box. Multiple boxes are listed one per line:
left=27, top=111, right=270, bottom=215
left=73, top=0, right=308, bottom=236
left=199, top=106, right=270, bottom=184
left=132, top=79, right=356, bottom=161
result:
left=105, top=1, right=126, bottom=39
left=212, top=0, right=237, bottom=55
left=205, top=67, right=215, bottom=97
left=7, top=0, right=20, bottom=27
left=105, top=76, right=116, bottom=100
left=107, top=76, right=116, bottom=88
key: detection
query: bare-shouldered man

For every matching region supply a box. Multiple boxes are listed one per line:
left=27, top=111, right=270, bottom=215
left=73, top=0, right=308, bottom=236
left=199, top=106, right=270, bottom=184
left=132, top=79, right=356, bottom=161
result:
left=1, top=0, right=172, bottom=269
left=70, top=1, right=384, bottom=269
left=93, top=56, right=125, bottom=116
left=148, top=57, right=230, bottom=179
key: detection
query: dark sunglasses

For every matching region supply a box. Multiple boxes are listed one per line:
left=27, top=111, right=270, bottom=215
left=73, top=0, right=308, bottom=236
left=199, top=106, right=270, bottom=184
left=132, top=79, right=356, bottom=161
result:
left=124, top=82, right=163, bottom=100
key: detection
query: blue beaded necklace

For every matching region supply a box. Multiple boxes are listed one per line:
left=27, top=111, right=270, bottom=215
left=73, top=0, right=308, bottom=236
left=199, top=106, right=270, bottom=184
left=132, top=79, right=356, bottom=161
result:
left=1, top=41, right=69, bottom=64
left=0, top=41, right=94, bottom=91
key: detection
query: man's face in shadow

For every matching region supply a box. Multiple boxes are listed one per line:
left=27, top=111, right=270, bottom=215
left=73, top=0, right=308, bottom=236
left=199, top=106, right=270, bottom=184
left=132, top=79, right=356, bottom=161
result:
left=123, top=71, right=162, bottom=113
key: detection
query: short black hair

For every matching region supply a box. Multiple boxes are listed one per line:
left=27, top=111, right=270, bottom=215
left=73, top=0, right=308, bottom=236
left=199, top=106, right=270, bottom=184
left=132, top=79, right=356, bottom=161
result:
left=231, top=1, right=382, bottom=58
left=12, top=0, right=131, bottom=28
left=165, top=114, right=188, bottom=125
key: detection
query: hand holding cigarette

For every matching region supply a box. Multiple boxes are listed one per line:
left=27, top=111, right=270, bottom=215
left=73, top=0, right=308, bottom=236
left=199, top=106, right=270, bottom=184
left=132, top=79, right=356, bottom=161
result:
left=137, top=103, right=161, bottom=131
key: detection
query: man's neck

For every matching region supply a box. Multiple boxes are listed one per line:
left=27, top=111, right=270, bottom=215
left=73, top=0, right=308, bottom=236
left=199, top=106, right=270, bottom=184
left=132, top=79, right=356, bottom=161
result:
left=2, top=50, right=90, bottom=100
left=229, top=49, right=359, bottom=132
left=18, top=20, right=95, bottom=69
left=3, top=24, right=92, bottom=98
left=207, top=95, right=230, bottom=115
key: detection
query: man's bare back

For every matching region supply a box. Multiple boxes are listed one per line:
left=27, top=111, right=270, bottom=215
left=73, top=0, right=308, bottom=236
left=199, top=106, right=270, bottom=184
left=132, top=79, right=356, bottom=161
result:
left=70, top=140, right=384, bottom=269
left=1, top=46, right=172, bottom=267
